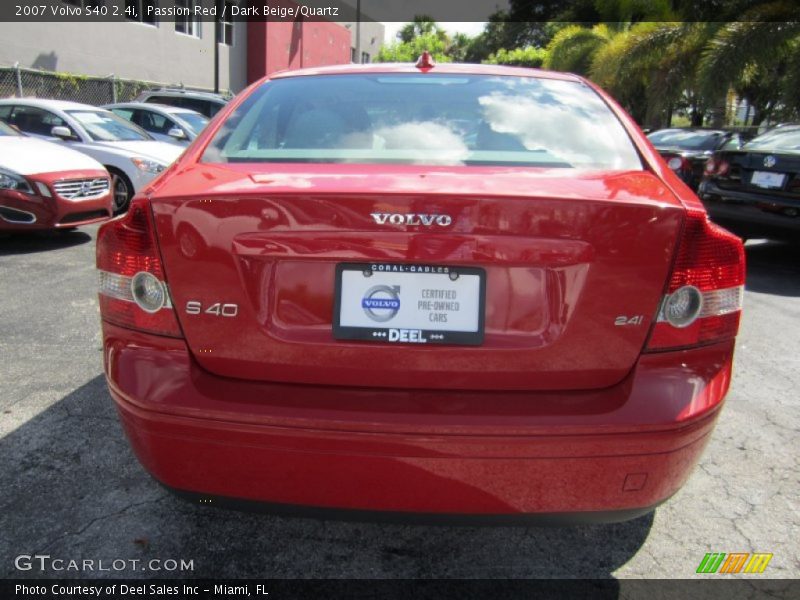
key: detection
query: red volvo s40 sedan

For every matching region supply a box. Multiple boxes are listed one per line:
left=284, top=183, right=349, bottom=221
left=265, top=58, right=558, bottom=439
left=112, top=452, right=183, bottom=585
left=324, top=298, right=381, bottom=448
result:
left=97, top=61, right=745, bottom=522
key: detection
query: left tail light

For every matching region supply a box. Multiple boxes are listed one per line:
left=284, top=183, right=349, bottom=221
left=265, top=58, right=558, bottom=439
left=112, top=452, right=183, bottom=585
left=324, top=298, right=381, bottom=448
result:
left=645, top=209, right=745, bottom=351
left=704, top=157, right=729, bottom=177
left=96, top=197, right=183, bottom=338
left=666, top=154, right=691, bottom=174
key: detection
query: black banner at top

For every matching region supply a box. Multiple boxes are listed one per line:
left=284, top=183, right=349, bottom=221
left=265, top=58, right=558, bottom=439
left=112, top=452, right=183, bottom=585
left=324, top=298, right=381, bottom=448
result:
left=0, top=0, right=795, bottom=23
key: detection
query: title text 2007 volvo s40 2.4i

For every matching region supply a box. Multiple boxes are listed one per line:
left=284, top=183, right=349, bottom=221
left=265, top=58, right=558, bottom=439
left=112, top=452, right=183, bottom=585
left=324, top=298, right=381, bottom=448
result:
left=97, top=59, right=745, bottom=523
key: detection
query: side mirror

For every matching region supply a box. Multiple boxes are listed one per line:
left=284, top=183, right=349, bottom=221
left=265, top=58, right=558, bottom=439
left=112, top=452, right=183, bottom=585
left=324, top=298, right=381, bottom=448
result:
left=51, top=125, right=74, bottom=140
left=167, top=127, right=187, bottom=140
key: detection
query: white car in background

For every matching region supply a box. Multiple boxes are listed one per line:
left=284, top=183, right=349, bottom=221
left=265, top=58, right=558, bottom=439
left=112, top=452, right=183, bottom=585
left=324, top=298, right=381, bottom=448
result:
left=103, top=102, right=210, bottom=146
left=0, top=99, right=183, bottom=212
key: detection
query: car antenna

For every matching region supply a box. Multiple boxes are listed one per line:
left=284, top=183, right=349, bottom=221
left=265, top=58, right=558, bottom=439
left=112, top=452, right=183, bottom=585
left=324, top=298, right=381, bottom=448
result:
left=415, top=51, right=435, bottom=71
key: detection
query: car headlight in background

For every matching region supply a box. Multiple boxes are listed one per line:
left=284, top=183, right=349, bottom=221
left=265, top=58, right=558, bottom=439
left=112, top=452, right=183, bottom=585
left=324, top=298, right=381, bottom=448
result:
left=0, top=169, right=35, bottom=194
left=131, top=158, right=167, bottom=174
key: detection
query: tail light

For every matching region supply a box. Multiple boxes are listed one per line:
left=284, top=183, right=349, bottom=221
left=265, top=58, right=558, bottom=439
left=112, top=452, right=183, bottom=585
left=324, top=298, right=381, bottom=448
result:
left=666, top=154, right=691, bottom=174
left=704, top=157, right=729, bottom=177
left=96, top=197, right=183, bottom=337
left=646, top=209, right=744, bottom=351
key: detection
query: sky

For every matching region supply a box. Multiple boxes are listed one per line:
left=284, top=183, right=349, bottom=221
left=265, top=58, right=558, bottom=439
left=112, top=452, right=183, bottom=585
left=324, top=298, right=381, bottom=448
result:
left=382, top=22, right=488, bottom=45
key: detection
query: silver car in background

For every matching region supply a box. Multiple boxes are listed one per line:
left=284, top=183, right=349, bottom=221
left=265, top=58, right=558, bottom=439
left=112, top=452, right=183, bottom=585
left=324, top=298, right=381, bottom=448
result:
left=0, top=99, right=183, bottom=212
left=104, top=102, right=210, bottom=146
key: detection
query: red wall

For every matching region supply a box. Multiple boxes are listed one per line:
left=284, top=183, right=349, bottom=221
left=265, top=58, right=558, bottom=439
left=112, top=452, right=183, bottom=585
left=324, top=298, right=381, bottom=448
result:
left=247, top=3, right=351, bottom=83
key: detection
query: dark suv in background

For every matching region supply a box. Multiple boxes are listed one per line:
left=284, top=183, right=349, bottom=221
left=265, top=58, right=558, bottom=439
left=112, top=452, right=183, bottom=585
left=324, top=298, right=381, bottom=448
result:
left=135, top=88, right=229, bottom=118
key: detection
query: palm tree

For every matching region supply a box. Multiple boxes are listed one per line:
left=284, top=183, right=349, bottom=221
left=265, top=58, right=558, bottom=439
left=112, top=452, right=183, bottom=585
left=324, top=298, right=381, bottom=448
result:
left=543, top=24, right=615, bottom=75
left=397, top=16, right=447, bottom=44
left=542, top=2, right=800, bottom=128
left=696, top=3, right=800, bottom=124
left=590, top=22, right=721, bottom=127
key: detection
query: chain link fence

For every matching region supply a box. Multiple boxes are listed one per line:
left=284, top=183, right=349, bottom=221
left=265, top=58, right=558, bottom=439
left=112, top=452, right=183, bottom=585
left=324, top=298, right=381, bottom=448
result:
left=0, top=64, right=230, bottom=106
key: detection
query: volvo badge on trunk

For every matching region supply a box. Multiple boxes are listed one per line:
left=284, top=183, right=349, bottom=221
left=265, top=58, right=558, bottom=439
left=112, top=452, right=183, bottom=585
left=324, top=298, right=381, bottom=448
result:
left=371, top=213, right=453, bottom=227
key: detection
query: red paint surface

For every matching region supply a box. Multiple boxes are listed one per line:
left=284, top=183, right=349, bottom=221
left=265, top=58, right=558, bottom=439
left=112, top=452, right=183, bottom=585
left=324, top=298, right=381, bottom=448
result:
left=151, top=165, right=684, bottom=390
left=104, top=322, right=732, bottom=514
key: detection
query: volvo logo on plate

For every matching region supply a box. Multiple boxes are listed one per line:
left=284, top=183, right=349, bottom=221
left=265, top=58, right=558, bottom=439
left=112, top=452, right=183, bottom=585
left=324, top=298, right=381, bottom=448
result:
left=763, top=155, right=777, bottom=168
left=362, top=285, right=401, bottom=322
left=371, top=213, right=453, bottom=227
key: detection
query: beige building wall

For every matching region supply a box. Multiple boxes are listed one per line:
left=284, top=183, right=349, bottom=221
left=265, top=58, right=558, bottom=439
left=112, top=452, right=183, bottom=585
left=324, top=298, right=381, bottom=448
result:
left=0, top=20, right=248, bottom=93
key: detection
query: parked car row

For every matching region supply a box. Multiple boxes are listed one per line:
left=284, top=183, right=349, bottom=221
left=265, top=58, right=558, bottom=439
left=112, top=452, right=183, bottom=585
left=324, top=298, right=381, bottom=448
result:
left=0, top=90, right=227, bottom=232
left=648, top=125, right=800, bottom=240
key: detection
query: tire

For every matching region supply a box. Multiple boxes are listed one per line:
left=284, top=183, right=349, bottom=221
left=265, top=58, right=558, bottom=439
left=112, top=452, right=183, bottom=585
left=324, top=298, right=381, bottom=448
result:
left=107, top=168, right=134, bottom=214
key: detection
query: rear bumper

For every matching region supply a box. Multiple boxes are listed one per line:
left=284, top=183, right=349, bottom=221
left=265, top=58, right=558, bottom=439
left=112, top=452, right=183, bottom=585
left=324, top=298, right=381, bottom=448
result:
left=699, top=180, right=800, bottom=239
left=103, top=322, right=734, bottom=520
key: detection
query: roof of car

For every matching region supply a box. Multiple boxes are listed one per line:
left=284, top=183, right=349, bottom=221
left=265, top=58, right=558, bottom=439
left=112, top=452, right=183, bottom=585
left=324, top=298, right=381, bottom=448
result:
left=104, top=102, right=202, bottom=115
left=267, top=62, right=583, bottom=82
left=138, top=89, right=228, bottom=101
left=0, top=98, right=99, bottom=111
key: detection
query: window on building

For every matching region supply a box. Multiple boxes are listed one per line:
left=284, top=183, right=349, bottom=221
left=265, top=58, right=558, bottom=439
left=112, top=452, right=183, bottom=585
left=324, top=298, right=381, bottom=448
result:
left=216, top=1, right=235, bottom=46
left=361, top=52, right=370, bottom=64
left=175, top=0, right=201, bottom=37
left=351, top=48, right=357, bottom=63
left=125, top=0, right=158, bottom=25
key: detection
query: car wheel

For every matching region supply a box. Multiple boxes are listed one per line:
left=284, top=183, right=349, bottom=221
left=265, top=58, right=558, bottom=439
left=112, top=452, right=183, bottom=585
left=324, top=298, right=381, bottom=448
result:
left=107, top=168, right=134, bottom=214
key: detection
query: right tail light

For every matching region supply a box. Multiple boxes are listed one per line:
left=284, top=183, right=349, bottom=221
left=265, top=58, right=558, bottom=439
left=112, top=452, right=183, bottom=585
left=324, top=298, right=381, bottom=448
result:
left=646, top=209, right=745, bottom=351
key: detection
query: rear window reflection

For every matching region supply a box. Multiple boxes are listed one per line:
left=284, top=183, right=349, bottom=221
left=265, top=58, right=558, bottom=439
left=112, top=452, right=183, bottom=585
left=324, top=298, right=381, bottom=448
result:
left=203, top=74, right=642, bottom=171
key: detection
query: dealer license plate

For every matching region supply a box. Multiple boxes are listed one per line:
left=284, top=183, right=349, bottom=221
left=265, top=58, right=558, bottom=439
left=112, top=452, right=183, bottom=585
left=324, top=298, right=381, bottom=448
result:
left=333, top=263, right=485, bottom=345
left=751, top=171, right=786, bottom=189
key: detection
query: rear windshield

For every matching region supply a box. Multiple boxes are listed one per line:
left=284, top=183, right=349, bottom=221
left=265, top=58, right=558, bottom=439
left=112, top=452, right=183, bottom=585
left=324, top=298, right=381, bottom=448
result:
left=202, top=74, right=642, bottom=170
left=743, top=128, right=800, bottom=153
left=647, top=129, right=725, bottom=151
left=148, top=96, right=224, bottom=118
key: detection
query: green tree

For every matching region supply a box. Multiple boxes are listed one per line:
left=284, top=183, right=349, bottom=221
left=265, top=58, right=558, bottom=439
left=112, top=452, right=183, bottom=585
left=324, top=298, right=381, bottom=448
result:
left=696, top=3, right=800, bottom=123
left=397, top=16, right=447, bottom=44
left=376, top=31, right=453, bottom=64
left=484, top=47, right=548, bottom=68
left=539, top=1, right=800, bottom=127
left=543, top=24, right=616, bottom=75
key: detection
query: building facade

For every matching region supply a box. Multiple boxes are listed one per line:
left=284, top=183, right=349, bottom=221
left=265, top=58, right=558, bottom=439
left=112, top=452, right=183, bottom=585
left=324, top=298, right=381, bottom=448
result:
left=0, top=1, right=383, bottom=95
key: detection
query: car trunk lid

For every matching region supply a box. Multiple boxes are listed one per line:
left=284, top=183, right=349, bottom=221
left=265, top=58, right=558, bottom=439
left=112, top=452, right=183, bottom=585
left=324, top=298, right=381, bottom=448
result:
left=151, top=163, right=684, bottom=391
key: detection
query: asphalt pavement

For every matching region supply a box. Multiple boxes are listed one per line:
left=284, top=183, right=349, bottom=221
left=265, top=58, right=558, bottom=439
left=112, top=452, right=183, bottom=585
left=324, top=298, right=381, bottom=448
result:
left=1, top=225, right=798, bottom=581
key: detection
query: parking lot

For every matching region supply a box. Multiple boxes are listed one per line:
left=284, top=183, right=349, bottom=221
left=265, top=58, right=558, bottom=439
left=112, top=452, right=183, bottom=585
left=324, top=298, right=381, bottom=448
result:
left=1, top=225, right=798, bottom=580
